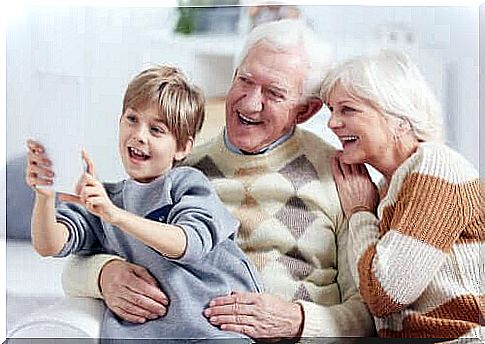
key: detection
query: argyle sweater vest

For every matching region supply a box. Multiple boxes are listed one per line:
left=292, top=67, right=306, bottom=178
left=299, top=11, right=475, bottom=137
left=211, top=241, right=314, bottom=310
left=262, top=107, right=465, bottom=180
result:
left=348, top=142, right=483, bottom=340
left=186, top=128, right=346, bottom=304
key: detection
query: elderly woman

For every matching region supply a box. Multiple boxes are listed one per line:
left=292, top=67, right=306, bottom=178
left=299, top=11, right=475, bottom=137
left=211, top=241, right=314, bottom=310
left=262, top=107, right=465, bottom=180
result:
left=321, top=50, right=483, bottom=340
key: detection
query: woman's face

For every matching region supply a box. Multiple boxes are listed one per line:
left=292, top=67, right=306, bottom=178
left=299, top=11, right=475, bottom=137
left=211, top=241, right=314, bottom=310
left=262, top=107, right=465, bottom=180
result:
left=326, top=83, right=395, bottom=166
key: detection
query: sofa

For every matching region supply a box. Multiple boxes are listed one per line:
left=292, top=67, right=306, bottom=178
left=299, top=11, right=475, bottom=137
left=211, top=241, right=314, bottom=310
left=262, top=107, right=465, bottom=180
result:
left=6, top=155, right=103, bottom=340
left=6, top=240, right=104, bottom=339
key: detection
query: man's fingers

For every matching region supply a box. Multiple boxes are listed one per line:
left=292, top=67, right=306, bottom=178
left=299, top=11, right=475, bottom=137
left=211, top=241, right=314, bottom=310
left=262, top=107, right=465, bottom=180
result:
left=219, top=324, right=256, bottom=338
left=123, top=267, right=169, bottom=308
left=122, top=286, right=168, bottom=316
left=209, top=291, right=257, bottom=307
left=132, top=265, right=159, bottom=287
left=126, top=280, right=169, bottom=308
left=131, top=266, right=169, bottom=306
left=110, top=305, right=148, bottom=324
left=111, top=295, right=162, bottom=320
left=205, top=303, right=254, bottom=317
left=209, top=314, right=256, bottom=326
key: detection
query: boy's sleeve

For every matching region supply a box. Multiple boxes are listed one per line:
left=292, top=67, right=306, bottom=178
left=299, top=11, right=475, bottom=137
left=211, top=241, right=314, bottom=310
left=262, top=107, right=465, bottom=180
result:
left=55, top=201, right=104, bottom=257
left=165, top=167, right=239, bottom=264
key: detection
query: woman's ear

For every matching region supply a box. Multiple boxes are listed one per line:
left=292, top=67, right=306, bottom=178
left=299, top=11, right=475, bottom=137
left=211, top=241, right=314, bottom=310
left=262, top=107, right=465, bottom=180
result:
left=174, top=137, right=194, bottom=162
left=296, top=97, right=323, bottom=124
left=395, top=118, right=412, bottom=136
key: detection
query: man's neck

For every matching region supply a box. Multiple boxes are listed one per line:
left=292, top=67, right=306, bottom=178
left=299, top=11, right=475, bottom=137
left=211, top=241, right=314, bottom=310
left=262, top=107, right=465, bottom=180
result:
left=223, top=128, right=295, bottom=155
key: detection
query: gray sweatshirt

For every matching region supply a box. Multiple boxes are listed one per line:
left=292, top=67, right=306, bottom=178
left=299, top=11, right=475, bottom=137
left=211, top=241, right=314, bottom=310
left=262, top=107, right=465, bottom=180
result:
left=55, top=166, right=262, bottom=340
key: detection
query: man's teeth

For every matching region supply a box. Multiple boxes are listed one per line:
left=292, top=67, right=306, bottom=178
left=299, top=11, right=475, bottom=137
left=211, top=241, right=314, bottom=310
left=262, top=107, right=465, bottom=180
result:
left=238, top=112, right=260, bottom=125
left=340, top=136, right=359, bottom=142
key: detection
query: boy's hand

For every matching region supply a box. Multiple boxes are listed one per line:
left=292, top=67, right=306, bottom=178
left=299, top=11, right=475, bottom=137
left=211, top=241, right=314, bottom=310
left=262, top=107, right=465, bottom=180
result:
left=59, top=150, right=120, bottom=223
left=25, top=139, right=55, bottom=198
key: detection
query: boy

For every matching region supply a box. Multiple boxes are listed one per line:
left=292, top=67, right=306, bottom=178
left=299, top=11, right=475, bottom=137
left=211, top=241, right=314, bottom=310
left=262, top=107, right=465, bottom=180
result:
left=26, top=65, right=261, bottom=340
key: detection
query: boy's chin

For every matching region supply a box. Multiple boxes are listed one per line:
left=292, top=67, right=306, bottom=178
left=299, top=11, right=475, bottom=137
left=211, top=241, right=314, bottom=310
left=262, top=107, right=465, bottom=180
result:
left=132, top=176, right=155, bottom=183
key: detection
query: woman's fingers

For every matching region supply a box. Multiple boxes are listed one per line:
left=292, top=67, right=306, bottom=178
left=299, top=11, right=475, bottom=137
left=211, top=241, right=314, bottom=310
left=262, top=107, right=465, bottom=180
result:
left=338, top=157, right=352, bottom=177
left=331, top=154, right=344, bottom=182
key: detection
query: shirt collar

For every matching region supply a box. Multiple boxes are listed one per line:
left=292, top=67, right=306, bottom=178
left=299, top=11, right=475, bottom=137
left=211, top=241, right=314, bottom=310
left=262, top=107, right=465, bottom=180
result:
left=223, top=127, right=295, bottom=155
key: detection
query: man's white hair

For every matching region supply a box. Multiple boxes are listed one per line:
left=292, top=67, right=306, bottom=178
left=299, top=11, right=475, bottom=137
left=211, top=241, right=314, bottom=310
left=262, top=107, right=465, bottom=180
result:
left=234, top=19, right=332, bottom=101
left=320, top=49, right=444, bottom=143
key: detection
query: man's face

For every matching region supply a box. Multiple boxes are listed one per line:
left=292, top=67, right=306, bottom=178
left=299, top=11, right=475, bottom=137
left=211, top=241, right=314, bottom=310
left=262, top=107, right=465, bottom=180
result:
left=225, top=43, right=307, bottom=153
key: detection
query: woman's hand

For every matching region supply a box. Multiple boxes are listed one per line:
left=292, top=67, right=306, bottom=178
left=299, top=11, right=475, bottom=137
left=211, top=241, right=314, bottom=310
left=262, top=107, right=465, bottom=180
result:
left=204, top=292, right=304, bottom=341
left=331, top=151, right=379, bottom=219
left=59, top=150, right=120, bottom=223
left=25, top=139, right=55, bottom=198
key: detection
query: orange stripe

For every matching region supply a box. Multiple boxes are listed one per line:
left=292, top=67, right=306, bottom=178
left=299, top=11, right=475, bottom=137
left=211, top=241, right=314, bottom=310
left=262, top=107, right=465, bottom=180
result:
left=460, top=179, right=484, bottom=242
left=377, top=295, right=483, bottom=338
left=425, top=295, right=483, bottom=323
left=457, top=212, right=484, bottom=244
left=379, top=173, right=480, bottom=252
left=379, top=203, right=394, bottom=237
left=358, top=245, right=404, bottom=317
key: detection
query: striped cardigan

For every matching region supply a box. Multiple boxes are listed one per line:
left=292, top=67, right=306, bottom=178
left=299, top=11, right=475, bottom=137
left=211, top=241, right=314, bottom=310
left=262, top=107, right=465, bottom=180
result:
left=348, top=142, right=483, bottom=339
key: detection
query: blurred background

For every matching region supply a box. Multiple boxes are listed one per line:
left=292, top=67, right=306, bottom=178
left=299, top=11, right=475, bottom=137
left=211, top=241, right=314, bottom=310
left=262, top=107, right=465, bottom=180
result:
left=5, top=1, right=480, bottom=237
left=3, top=1, right=481, bottom=334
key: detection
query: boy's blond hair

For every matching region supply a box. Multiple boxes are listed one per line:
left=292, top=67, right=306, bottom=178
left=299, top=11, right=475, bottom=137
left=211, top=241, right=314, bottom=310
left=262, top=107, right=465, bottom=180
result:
left=122, top=65, right=205, bottom=149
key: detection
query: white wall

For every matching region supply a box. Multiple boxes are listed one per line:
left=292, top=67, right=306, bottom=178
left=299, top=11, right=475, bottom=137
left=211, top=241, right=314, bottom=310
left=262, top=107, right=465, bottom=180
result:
left=300, top=5, right=479, bottom=167
left=6, top=5, right=480, bottom=183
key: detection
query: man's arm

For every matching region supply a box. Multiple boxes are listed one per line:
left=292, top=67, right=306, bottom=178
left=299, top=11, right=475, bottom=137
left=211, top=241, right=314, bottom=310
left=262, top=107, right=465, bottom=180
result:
left=62, top=255, right=169, bottom=323
left=297, top=219, right=375, bottom=337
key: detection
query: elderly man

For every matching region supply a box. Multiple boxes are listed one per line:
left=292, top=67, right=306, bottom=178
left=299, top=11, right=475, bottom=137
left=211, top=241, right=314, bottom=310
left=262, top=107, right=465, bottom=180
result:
left=62, top=19, right=374, bottom=340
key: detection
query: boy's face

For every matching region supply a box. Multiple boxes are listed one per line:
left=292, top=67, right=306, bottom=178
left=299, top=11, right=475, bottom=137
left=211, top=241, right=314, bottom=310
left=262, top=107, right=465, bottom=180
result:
left=118, top=103, right=189, bottom=183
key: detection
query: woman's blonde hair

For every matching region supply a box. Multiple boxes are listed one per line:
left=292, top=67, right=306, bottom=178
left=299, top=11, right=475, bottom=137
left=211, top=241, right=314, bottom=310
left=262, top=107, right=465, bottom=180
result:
left=320, top=50, right=444, bottom=143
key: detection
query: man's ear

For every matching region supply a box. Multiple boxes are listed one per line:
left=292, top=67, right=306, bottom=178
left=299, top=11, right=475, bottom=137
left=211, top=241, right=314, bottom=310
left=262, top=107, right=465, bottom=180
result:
left=174, top=137, right=194, bottom=162
left=295, top=97, right=323, bottom=124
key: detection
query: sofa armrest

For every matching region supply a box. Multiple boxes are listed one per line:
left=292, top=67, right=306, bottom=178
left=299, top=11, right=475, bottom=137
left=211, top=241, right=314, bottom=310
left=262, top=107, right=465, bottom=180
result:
left=8, top=297, right=104, bottom=340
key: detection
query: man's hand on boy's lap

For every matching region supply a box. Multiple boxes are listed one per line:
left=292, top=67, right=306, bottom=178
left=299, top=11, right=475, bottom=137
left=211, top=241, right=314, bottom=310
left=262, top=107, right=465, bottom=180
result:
left=99, top=259, right=170, bottom=323
left=204, top=291, right=304, bottom=340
